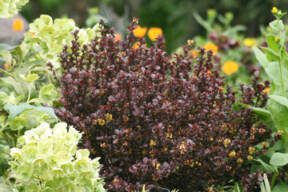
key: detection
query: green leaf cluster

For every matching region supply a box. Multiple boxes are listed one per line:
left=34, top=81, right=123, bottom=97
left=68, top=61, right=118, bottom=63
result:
left=20, top=15, right=101, bottom=69
left=253, top=11, right=288, bottom=191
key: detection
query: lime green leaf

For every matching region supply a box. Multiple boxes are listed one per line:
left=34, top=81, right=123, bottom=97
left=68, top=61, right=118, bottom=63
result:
left=273, top=183, right=288, bottom=192
left=255, top=159, right=278, bottom=173
left=270, top=152, right=288, bottom=166
left=270, top=95, right=288, bottom=108
left=4, top=103, right=56, bottom=119
left=39, top=84, right=58, bottom=105
left=25, top=73, right=39, bottom=83
left=250, top=107, right=272, bottom=121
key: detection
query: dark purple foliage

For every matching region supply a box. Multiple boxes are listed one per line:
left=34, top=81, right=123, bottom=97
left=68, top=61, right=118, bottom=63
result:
left=56, top=21, right=270, bottom=191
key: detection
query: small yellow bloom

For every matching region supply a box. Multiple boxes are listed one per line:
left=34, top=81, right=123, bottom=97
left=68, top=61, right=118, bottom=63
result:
left=203, top=42, right=218, bottom=55
left=261, top=142, right=269, bottom=148
left=248, top=147, right=256, bottom=155
left=243, top=38, right=257, bottom=48
left=228, top=150, right=236, bottom=158
left=148, top=27, right=163, bottom=41
left=187, top=39, right=194, bottom=46
left=97, top=118, right=106, bottom=126
left=12, top=18, right=24, bottom=32
left=155, top=163, right=161, bottom=170
left=166, top=132, right=173, bottom=139
left=179, top=141, right=187, bottom=154
left=271, top=7, right=278, bottom=14
left=149, top=139, right=157, bottom=147
left=132, top=41, right=141, bottom=49
left=133, top=26, right=147, bottom=38
left=222, top=60, right=239, bottom=76
left=105, top=113, right=113, bottom=122
left=223, top=138, right=231, bottom=148
left=247, top=155, right=253, bottom=161
left=237, top=158, right=244, bottom=164
left=262, top=87, right=270, bottom=94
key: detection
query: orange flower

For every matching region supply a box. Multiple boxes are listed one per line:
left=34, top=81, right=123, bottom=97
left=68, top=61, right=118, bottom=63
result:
left=262, top=87, right=270, bottom=94
left=133, top=26, right=147, bottom=38
left=222, top=60, right=239, bottom=76
left=132, top=41, right=141, bottom=49
left=12, top=18, right=24, bottom=32
left=114, top=33, right=122, bottom=42
left=148, top=27, right=163, bottom=41
left=3, top=63, right=11, bottom=70
left=203, top=42, right=218, bottom=55
left=191, top=50, right=199, bottom=58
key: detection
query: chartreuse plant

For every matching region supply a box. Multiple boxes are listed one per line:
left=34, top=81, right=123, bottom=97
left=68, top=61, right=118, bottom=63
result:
left=0, top=0, right=28, bottom=18
left=0, top=64, right=59, bottom=175
left=20, top=15, right=101, bottom=69
left=5, top=122, right=105, bottom=192
left=0, top=11, right=101, bottom=176
left=253, top=7, right=288, bottom=191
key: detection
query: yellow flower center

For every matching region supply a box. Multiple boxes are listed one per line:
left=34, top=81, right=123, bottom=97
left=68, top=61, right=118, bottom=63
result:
left=12, top=18, right=24, bottom=32
left=133, top=26, right=147, bottom=38
left=243, top=38, right=257, bottom=48
left=148, top=27, right=163, bottom=41
left=222, top=60, right=239, bottom=76
left=203, top=42, right=218, bottom=55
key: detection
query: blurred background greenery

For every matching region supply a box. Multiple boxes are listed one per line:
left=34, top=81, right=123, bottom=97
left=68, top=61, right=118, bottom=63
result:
left=21, top=0, right=287, bottom=52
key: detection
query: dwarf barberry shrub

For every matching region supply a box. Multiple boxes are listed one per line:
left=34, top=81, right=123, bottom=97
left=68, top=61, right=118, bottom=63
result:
left=57, top=21, right=270, bottom=191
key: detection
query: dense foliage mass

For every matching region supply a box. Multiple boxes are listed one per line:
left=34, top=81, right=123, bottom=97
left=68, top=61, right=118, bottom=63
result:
left=2, top=0, right=288, bottom=191
left=7, top=122, right=105, bottom=192
left=57, top=21, right=271, bottom=191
